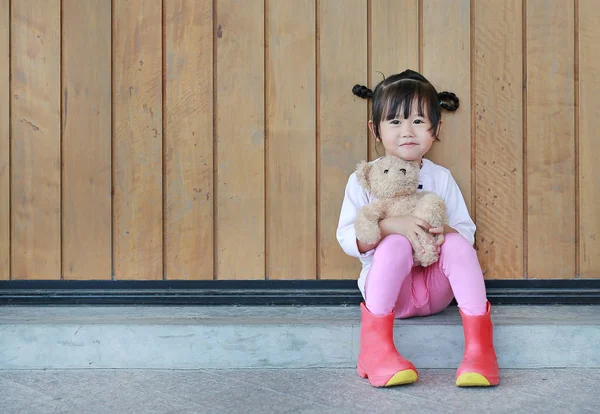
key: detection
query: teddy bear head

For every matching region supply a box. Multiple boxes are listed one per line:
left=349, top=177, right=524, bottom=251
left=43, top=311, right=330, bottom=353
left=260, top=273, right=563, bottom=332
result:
left=355, top=155, right=420, bottom=199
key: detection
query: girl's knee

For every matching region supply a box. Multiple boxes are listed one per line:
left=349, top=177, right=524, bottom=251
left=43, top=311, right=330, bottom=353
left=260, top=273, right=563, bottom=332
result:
left=444, top=232, right=469, bottom=245
left=377, top=234, right=411, bottom=250
left=373, top=235, right=413, bottom=266
left=440, top=233, right=477, bottom=262
left=442, top=233, right=473, bottom=252
left=375, top=235, right=412, bottom=257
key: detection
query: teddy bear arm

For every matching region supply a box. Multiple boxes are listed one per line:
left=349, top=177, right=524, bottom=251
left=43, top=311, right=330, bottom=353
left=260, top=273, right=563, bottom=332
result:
left=355, top=203, right=385, bottom=245
left=412, top=231, right=439, bottom=267
left=411, top=193, right=446, bottom=266
left=413, top=192, right=448, bottom=228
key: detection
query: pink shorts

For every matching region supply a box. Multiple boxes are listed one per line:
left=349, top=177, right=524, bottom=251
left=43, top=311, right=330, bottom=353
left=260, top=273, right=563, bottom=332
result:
left=382, top=264, right=455, bottom=319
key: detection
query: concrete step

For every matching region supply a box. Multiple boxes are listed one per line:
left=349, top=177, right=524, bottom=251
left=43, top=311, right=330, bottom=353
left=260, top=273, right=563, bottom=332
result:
left=1, top=305, right=599, bottom=369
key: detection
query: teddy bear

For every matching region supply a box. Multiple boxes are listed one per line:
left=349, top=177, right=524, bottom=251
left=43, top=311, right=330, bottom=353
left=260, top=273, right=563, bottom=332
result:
left=354, top=155, right=448, bottom=267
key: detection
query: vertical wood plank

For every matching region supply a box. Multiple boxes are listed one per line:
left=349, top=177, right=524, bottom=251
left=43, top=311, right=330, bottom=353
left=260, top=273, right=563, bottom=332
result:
left=474, top=0, right=524, bottom=279
left=215, top=0, right=264, bottom=280
left=267, top=0, right=316, bottom=279
left=527, top=0, right=575, bottom=279
left=0, top=0, right=8, bottom=279
left=113, top=0, right=163, bottom=280
left=579, top=0, right=600, bottom=278
left=165, top=0, right=213, bottom=280
left=319, top=0, right=367, bottom=279
left=370, top=0, right=418, bottom=160
left=422, top=0, right=472, bottom=213
left=11, top=0, right=61, bottom=280
left=62, top=0, right=112, bottom=280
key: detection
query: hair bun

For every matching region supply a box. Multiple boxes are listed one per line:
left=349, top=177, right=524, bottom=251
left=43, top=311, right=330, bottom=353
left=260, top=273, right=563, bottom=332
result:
left=352, top=84, right=373, bottom=99
left=438, top=91, right=459, bottom=111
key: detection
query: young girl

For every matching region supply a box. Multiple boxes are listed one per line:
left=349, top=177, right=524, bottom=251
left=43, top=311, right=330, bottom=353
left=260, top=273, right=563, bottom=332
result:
left=337, top=69, right=499, bottom=388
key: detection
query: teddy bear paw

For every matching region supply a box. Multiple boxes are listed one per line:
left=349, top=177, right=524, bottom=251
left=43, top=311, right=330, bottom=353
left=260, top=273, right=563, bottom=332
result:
left=415, top=252, right=440, bottom=268
left=356, top=228, right=381, bottom=245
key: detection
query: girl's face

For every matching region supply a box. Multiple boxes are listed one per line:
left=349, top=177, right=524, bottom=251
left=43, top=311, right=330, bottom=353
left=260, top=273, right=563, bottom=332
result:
left=368, top=105, right=441, bottom=162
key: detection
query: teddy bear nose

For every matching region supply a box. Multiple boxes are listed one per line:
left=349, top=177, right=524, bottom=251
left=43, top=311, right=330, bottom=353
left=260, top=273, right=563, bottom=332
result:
left=400, top=169, right=406, bottom=175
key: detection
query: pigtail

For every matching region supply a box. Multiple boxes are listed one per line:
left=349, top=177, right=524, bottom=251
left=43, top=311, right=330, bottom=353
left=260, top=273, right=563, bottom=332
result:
left=438, top=91, right=459, bottom=112
left=352, top=84, right=373, bottom=99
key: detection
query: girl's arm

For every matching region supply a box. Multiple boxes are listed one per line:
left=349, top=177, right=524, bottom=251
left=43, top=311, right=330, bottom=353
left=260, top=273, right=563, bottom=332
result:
left=430, top=224, right=458, bottom=235
left=441, top=172, right=476, bottom=245
left=360, top=216, right=437, bottom=253
left=336, top=174, right=375, bottom=258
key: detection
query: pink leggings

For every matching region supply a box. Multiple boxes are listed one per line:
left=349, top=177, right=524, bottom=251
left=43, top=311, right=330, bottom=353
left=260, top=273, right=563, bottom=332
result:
left=365, top=233, right=487, bottom=318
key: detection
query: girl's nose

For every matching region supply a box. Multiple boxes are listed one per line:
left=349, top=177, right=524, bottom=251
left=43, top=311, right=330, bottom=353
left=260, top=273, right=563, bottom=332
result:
left=401, top=124, right=414, bottom=137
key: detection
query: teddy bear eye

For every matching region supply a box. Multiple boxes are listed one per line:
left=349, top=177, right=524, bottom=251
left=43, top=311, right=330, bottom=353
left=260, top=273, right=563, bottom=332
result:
left=383, top=169, right=389, bottom=174
left=399, top=168, right=406, bottom=175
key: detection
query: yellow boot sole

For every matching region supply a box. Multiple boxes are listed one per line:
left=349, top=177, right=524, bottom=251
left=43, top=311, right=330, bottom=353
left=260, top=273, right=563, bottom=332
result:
left=385, top=369, right=418, bottom=387
left=456, top=372, right=492, bottom=387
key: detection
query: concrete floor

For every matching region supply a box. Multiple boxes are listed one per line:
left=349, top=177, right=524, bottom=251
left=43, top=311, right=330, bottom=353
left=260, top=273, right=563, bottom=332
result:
left=1, top=368, right=599, bottom=414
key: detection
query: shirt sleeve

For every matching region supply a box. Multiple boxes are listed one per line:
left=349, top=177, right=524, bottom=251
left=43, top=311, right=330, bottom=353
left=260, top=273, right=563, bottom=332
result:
left=442, top=172, right=476, bottom=245
left=336, top=173, right=375, bottom=258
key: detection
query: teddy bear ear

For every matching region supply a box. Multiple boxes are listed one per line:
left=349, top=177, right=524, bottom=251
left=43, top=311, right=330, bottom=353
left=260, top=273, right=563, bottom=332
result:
left=355, top=160, right=371, bottom=190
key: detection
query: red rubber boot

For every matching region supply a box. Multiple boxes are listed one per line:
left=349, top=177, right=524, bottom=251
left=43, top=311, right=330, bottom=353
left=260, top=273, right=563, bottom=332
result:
left=357, top=302, right=418, bottom=387
left=456, top=301, right=500, bottom=386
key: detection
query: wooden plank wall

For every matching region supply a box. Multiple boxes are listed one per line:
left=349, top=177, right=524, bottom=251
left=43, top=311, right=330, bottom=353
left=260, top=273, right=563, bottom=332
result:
left=474, top=0, right=524, bottom=280
left=1, top=0, right=598, bottom=281
left=216, top=0, right=264, bottom=280
left=62, top=0, right=112, bottom=279
left=580, top=0, right=600, bottom=279
left=11, top=0, right=61, bottom=280
left=0, top=0, right=9, bottom=280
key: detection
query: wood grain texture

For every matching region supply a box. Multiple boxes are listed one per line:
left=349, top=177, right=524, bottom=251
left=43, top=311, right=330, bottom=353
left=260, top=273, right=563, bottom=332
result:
left=215, top=0, right=264, bottom=280
left=473, top=0, right=524, bottom=279
left=578, top=0, right=600, bottom=278
left=0, top=0, right=8, bottom=279
left=267, top=0, right=316, bottom=279
left=526, top=0, right=575, bottom=279
left=164, top=0, right=213, bottom=280
left=113, top=0, right=163, bottom=280
left=11, top=0, right=61, bottom=280
left=62, top=0, right=112, bottom=280
left=369, top=0, right=418, bottom=161
left=422, top=0, right=472, bottom=213
left=3, top=0, right=593, bottom=283
left=319, top=0, right=367, bottom=279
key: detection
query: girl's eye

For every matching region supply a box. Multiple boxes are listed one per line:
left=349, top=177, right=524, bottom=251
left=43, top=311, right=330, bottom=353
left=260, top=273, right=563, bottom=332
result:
left=390, top=120, right=400, bottom=125
left=414, top=119, right=424, bottom=124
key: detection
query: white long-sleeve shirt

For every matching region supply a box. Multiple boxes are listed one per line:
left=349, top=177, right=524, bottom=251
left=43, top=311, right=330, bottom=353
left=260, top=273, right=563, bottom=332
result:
left=336, top=157, right=476, bottom=297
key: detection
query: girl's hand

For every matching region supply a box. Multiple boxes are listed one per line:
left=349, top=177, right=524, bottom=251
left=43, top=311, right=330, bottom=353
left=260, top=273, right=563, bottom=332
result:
left=379, top=216, right=436, bottom=252
left=429, top=225, right=458, bottom=254
left=432, top=233, right=444, bottom=255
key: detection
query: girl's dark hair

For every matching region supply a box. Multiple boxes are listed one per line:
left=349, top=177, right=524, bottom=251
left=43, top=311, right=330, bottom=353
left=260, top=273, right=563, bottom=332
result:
left=352, top=69, right=459, bottom=139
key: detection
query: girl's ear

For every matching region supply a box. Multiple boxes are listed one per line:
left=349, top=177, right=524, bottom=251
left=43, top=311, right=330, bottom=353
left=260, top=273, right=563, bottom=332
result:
left=355, top=160, right=371, bottom=190
left=368, top=120, right=379, bottom=141
left=435, top=119, right=444, bottom=139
